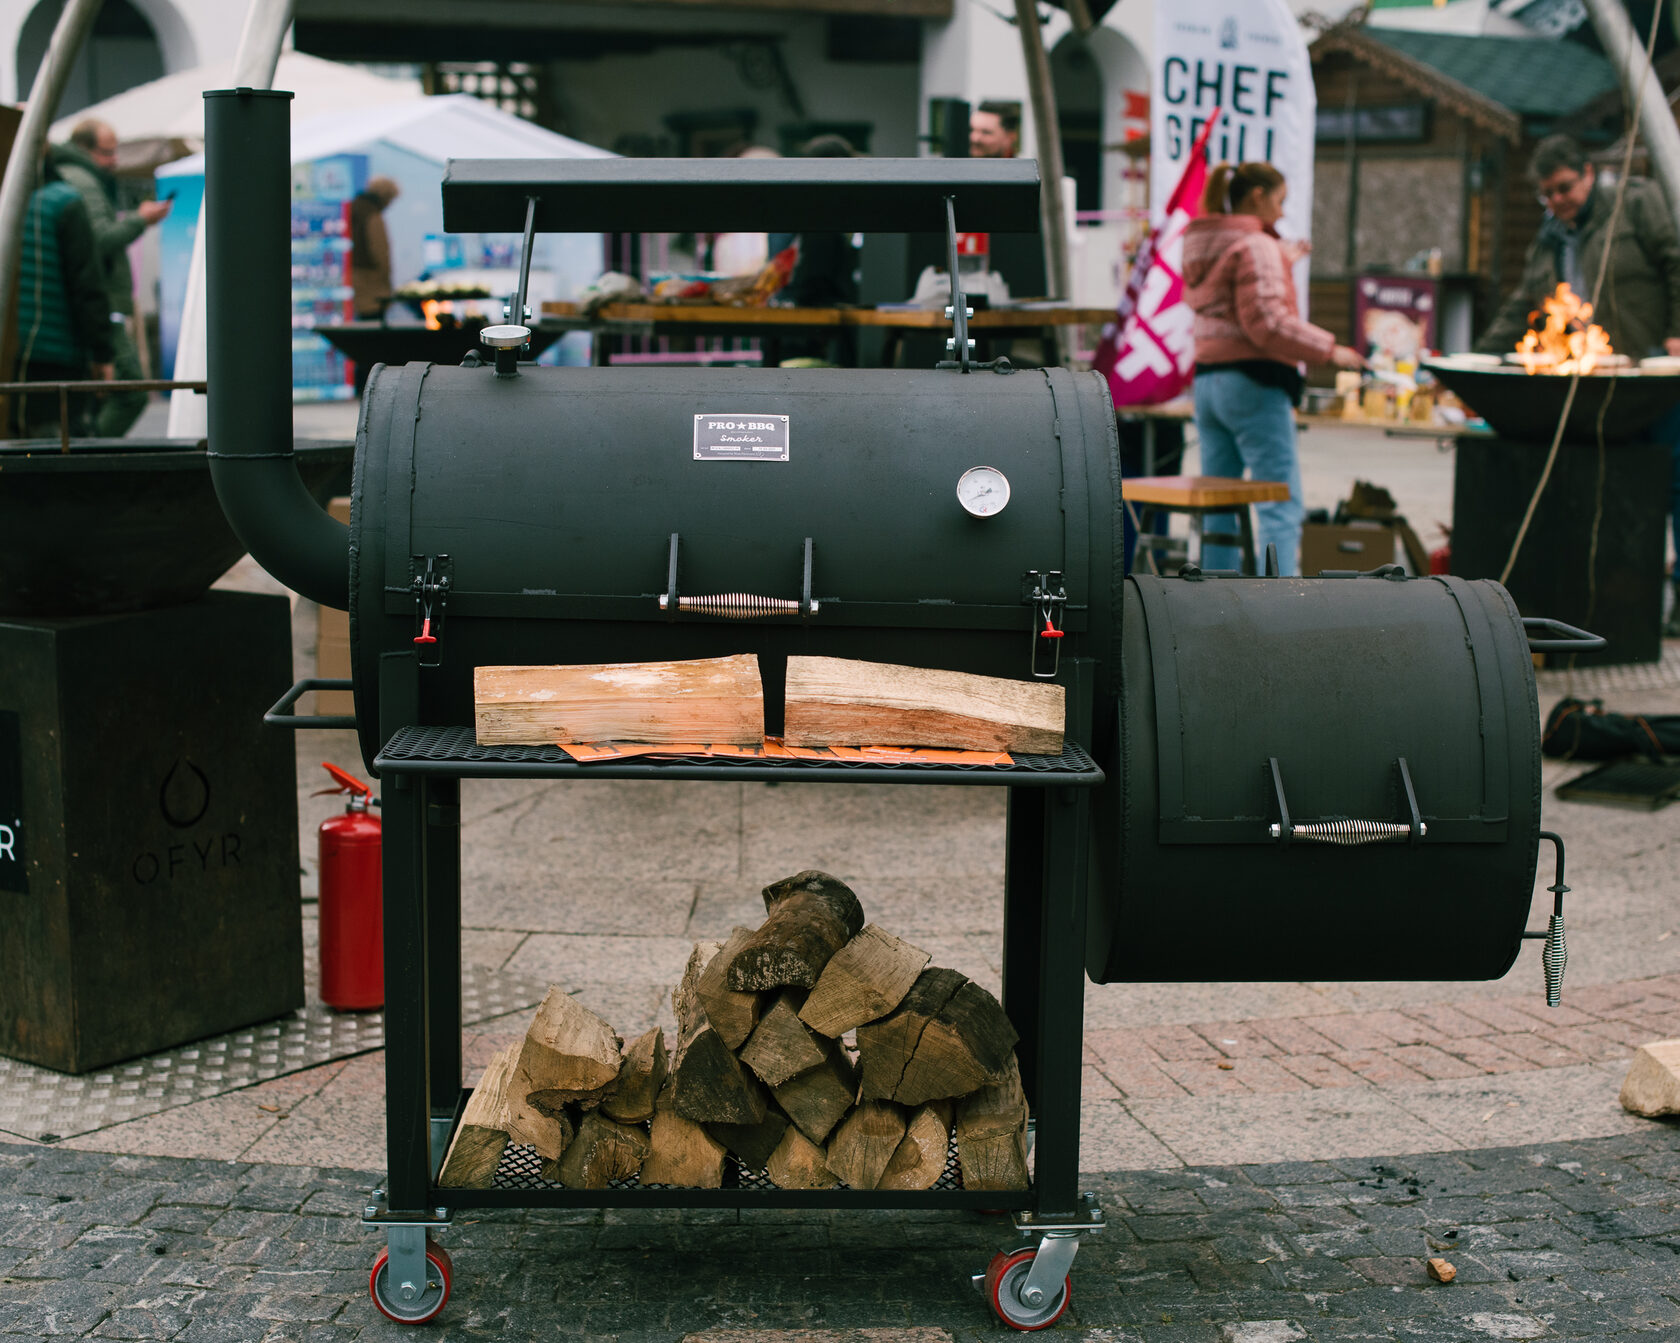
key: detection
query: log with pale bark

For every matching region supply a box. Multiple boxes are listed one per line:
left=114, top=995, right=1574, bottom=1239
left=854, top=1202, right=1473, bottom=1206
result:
left=739, top=990, right=826, bottom=1087
left=514, top=986, right=624, bottom=1113
left=670, top=941, right=768, bottom=1125
left=877, top=1100, right=954, bottom=1191
left=473, top=654, right=764, bottom=746
left=766, top=1125, right=839, bottom=1190
left=723, top=870, right=865, bottom=992
left=544, top=1111, right=652, bottom=1188
left=825, top=1100, right=908, bottom=1191
left=955, top=1055, right=1030, bottom=1191
left=771, top=1031, right=859, bottom=1146
left=600, top=1027, right=667, bottom=1124
left=641, top=1082, right=728, bottom=1188
left=783, top=655, right=1065, bottom=755
left=696, top=926, right=762, bottom=1050
left=799, top=923, right=930, bottom=1038
left=438, top=1045, right=517, bottom=1189
left=855, top=967, right=1018, bottom=1105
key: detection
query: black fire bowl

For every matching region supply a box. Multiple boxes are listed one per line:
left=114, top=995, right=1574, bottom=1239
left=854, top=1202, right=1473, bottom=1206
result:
left=1423, top=357, right=1680, bottom=443
left=0, top=438, right=354, bottom=617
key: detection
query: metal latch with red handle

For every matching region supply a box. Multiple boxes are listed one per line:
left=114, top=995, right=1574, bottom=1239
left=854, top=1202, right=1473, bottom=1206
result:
left=410, top=554, right=452, bottom=666
left=1026, top=569, right=1067, bottom=680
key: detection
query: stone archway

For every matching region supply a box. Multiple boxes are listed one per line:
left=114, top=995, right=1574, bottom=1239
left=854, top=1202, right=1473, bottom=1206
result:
left=16, top=0, right=176, bottom=117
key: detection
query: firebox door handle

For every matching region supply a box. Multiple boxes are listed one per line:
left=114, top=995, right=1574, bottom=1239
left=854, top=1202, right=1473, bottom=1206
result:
left=658, top=535, right=820, bottom=619
left=1520, top=830, right=1569, bottom=1007
left=1267, top=756, right=1427, bottom=845
left=1522, top=617, right=1606, bottom=653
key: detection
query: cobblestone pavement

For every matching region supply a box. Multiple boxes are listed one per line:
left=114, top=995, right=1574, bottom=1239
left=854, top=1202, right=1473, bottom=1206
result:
left=5, top=1128, right=1680, bottom=1341
left=1082, top=976, right=1680, bottom=1100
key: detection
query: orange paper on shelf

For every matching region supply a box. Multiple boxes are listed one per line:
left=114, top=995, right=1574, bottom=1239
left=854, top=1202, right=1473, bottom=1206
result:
left=558, top=738, right=1016, bottom=766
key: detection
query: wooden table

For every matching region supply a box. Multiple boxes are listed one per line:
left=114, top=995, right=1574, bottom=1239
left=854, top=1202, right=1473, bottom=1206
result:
left=1121, top=474, right=1293, bottom=576
left=541, top=301, right=1114, bottom=367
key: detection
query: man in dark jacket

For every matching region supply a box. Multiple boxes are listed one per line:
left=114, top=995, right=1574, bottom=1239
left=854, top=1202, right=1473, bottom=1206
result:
left=1477, top=135, right=1680, bottom=359
left=1476, top=135, right=1680, bottom=636
left=13, top=159, right=114, bottom=437
left=50, top=119, right=170, bottom=437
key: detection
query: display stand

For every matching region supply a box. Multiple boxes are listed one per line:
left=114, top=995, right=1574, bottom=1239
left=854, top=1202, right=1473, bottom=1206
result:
left=356, top=660, right=1106, bottom=1329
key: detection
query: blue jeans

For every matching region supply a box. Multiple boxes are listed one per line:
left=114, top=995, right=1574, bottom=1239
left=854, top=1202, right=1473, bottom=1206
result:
left=1192, top=368, right=1304, bottom=576
left=1649, top=404, right=1680, bottom=594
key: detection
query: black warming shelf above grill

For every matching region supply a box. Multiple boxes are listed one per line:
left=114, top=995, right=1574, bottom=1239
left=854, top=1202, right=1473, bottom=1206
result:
left=442, top=156, right=1044, bottom=234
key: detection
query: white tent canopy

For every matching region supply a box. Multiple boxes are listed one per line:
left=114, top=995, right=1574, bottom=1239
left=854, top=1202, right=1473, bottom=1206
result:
left=49, top=51, right=422, bottom=173
left=158, top=92, right=614, bottom=179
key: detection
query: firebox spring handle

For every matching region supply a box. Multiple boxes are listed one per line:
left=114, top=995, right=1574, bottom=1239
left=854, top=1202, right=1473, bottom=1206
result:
left=1521, top=830, right=1569, bottom=1007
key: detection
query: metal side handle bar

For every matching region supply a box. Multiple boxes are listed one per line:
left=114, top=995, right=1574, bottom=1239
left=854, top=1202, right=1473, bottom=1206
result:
left=265, top=677, right=357, bottom=730
left=1523, top=617, right=1606, bottom=652
left=1520, top=830, right=1569, bottom=1007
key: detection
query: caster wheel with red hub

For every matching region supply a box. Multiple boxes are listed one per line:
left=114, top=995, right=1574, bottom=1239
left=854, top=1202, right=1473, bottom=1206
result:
left=369, top=1236, right=452, bottom=1324
left=985, top=1246, right=1071, bottom=1330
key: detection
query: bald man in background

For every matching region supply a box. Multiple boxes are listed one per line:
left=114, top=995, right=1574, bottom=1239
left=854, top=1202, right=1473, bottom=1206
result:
left=50, top=118, right=171, bottom=436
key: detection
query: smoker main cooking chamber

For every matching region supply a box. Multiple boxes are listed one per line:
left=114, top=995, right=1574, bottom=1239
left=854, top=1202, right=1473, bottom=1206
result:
left=205, top=88, right=1551, bottom=988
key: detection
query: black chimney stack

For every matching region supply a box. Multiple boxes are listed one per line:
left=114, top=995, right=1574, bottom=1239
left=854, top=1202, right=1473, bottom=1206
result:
left=204, top=87, right=349, bottom=610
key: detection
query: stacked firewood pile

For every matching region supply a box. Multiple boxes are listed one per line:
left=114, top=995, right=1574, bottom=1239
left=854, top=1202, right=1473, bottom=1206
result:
left=440, top=870, right=1029, bottom=1191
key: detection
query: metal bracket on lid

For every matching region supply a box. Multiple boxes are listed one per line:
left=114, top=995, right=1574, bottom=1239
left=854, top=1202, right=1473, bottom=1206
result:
left=410, top=555, right=452, bottom=667
left=1026, top=570, right=1066, bottom=679
left=1267, top=756, right=1427, bottom=845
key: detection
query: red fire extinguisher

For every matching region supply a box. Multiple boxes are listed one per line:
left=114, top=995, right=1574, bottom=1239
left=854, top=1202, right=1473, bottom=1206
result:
left=316, top=762, right=383, bottom=1011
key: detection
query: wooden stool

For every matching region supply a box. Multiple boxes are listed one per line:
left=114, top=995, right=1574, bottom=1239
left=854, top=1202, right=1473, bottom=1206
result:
left=1122, top=475, right=1292, bottom=576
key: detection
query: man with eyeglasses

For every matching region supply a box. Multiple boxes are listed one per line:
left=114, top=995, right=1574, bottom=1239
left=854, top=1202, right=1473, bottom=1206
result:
left=1476, top=134, right=1680, bottom=636
left=49, top=119, right=172, bottom=438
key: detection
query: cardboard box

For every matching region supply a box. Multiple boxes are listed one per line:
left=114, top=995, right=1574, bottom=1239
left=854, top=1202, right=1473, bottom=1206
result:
left=316, top=498, right=354, bottom=717
left=1300, top=521, right=1395, bottom=576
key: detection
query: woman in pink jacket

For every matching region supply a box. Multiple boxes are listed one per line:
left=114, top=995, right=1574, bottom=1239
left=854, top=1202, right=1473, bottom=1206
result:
left=1182, top=162, right=1364, bottom=575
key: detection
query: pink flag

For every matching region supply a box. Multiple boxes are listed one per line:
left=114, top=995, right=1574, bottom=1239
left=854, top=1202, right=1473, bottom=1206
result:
left=1094, top=112, right=1221, bottom=407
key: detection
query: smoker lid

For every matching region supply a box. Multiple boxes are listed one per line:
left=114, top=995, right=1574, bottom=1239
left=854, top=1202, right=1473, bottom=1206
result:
left=442, top=157, right=1044, bottom=235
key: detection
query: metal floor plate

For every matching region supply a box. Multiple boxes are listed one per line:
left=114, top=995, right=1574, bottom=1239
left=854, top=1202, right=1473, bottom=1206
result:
left=0, top=963, right=548, bottom=1144
left=1536, top=643, right=1680, bottom=696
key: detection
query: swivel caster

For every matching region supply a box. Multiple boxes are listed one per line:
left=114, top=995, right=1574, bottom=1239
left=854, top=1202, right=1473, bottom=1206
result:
left=985, top=1245, right=1071, bottom=1331
left=369, top=1234, right=452, bottom=1324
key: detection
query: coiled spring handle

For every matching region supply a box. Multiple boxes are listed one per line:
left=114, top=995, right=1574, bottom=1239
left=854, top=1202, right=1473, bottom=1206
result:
left=1520, top=830, right=1569, bottom=1007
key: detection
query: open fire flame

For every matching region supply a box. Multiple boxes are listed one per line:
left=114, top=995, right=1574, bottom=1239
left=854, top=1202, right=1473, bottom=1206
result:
left=1514, top=283, right=1614, bottom=375
left=420, top=299, right=452, bottom=331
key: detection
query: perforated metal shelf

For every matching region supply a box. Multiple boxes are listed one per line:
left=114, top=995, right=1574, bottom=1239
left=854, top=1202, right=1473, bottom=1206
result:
left=376, top=725, right=1103, bottom=787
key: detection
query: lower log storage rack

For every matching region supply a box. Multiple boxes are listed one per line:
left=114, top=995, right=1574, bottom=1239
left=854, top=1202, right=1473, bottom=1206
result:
left=365, top=660, right=1105, bottom=1329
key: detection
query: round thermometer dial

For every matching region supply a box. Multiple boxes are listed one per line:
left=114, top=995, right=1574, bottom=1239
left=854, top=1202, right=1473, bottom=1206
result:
left=957, top=466, right=1011, bottom=518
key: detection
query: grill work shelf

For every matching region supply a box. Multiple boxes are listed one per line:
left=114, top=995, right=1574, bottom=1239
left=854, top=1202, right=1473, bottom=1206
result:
left=376, top=723, right=1103, bottom=785
left=368, top=660, right=1101, bottom=1327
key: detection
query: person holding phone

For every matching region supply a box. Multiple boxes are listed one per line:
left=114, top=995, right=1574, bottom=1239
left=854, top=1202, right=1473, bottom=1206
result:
left=50, top=119, right=173, bottom=437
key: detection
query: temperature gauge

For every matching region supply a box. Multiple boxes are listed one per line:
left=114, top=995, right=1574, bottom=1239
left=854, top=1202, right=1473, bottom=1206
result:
left=957, top=465, right=1011, bottom=518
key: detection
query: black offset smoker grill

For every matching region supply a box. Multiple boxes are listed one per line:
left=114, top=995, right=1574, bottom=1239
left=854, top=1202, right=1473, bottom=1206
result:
left=205, top=89, right=1591, bottom=1330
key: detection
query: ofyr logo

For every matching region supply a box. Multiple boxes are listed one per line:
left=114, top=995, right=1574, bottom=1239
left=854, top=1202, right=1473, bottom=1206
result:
left=132, top=757, right=242, bottom=885
left=159, top=757, right=211, bottom=828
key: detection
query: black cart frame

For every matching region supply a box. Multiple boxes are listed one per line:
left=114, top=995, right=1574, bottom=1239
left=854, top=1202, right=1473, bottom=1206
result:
left=361, top=660, right=1105, bottom=1324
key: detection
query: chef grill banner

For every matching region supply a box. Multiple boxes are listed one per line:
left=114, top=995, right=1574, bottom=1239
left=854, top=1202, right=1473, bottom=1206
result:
left=1151, top=0, right=1317, bottom=306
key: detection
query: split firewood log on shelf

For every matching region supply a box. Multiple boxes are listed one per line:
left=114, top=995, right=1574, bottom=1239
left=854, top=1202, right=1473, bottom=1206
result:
left=437, top=1044, right=517, bottom=1188
left=448, top=868, right=1029, bottom=1192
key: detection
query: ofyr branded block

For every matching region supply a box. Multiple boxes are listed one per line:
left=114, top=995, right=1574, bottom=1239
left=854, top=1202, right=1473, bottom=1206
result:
left=0, top=591, right=303, bottom=1073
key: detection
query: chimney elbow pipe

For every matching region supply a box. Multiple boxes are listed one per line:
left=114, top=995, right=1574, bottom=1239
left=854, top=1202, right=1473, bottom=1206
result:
left=204, top=87, right=350, bottom=611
